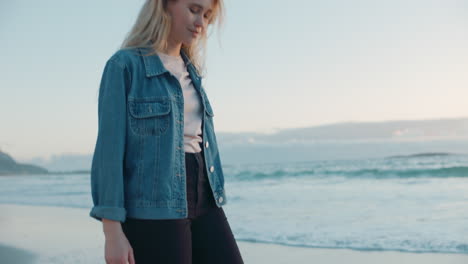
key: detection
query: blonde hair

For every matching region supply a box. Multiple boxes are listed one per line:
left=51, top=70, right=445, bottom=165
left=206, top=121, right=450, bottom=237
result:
left=121, top=0, right=225, bottom=76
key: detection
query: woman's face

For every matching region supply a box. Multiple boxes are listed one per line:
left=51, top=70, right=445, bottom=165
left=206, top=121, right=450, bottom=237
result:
left=166, top=0, right=214, bottom=47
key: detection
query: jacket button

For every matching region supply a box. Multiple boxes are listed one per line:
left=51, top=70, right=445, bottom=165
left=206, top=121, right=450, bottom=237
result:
left=218, top=197, right=223, bottom=203
left=209, top=166, right=214, bottom=173
left=205, top=141, right=209, bottom=148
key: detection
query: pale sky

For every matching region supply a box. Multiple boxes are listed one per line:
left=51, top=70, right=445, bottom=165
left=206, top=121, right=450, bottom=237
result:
left=1, top=0, right=467, bottom=160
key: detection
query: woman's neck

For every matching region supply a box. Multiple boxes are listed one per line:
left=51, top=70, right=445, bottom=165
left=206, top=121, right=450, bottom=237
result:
left=163, top=39, right=182, bottom=57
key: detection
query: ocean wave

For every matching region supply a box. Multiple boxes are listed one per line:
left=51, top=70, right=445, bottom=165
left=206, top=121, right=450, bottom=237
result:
left=229, top=166, right=468, bottom=181
left=236, top=238, right=468, bottom=255
left=386, top=152, right=455, bottom=159
left=344, top=166, right=468, bottom=178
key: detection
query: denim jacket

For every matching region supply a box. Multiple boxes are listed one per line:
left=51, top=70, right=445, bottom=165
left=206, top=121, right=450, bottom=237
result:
left=89, top=46, right=227, bottom=223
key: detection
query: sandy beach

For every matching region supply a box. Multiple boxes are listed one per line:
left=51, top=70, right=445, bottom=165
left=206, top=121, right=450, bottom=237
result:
left=0, top=203, right=467, bottom=264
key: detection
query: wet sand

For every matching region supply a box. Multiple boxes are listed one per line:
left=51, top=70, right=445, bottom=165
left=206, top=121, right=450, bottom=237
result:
left=0, top=203, right=467, bottom=264
left=0, top=243, right=37, bottom=264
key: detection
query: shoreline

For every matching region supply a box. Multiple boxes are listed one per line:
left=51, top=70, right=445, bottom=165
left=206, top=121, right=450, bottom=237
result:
left=1, top=203, right=467, bottom=264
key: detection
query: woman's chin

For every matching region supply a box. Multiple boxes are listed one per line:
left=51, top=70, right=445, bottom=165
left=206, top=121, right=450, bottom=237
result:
left=183, top=37, right=198, bottom=46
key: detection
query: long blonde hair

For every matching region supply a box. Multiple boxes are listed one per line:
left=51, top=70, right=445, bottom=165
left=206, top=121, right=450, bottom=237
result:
left=121, top=0, right=224, bottom=77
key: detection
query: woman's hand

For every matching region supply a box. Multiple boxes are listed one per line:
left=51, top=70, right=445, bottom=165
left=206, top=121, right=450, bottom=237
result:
left=103, top=219, right=136, bottom=264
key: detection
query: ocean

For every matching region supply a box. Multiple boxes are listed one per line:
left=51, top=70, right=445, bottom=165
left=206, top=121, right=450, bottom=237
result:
left=1, top=150, right=467, bottom=255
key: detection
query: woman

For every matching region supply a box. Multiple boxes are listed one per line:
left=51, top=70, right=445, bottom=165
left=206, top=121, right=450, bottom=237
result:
left=89, top=0, right=244, bottom=263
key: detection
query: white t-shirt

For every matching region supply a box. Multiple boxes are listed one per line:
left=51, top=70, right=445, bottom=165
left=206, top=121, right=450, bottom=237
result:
left=157, top=51, right=203, bottom=153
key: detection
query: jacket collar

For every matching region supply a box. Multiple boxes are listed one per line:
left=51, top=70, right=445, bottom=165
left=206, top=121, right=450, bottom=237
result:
left=138, top=46, right=201, bottom=81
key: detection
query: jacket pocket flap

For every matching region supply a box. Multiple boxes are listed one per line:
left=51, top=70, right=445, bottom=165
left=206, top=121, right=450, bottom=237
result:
left=129, top=100, right=170, bottom=118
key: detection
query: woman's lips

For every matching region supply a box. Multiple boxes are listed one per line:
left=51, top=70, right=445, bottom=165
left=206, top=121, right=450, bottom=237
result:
left=189, top=29, right=199, bottom=37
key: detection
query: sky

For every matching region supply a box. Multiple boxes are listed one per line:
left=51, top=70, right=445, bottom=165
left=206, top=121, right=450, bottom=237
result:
left=1, top=0, right=467, bottom=160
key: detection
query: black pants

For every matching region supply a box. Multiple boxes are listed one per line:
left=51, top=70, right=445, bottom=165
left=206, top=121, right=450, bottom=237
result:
left=121, top=148, right=244, bottom=264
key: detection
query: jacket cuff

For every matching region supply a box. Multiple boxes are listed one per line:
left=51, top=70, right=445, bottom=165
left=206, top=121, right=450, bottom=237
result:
left=89, top=206, right=126, bottom=223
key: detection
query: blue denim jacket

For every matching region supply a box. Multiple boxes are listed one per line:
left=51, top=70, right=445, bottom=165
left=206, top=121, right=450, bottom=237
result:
left=89, top=47, right=227, bottom=223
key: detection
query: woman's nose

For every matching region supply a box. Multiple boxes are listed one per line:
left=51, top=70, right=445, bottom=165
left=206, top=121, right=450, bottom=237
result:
left=194, top=16, right=205, bottom=31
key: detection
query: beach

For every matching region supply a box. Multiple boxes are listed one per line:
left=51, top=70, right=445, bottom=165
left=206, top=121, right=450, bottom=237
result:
left=0, top=203, right=467, bottom=264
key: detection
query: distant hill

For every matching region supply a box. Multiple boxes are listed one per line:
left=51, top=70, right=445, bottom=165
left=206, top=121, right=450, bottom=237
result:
left=216, top=117, right=468, bottom=145
left=0, top=150, right=48, bottom=176
left=18, top=117, right=468, bottom=168
left=27, top=153, right=92, bottom=172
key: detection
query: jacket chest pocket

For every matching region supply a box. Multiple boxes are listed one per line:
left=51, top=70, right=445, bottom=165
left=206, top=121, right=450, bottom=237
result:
left=128, top=98, right=171, bottom=136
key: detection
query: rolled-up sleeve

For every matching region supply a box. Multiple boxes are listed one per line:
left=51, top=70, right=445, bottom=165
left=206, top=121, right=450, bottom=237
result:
left=89, top=58, right=130, bottom=223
